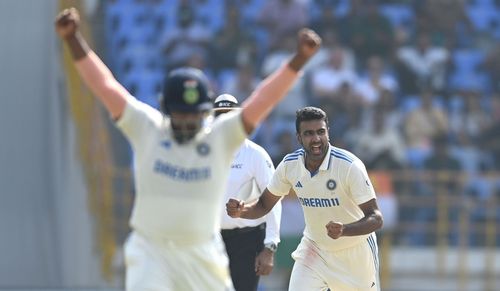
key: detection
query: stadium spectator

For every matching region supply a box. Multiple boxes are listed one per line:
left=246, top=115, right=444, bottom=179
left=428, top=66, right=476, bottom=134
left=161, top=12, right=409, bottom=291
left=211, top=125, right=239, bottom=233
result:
left=403, top=89, right=449, bottom=168
left=355, top=55, right=399, bottom=107
left=221, top=64, right=261, bottom=104
left=209, top=3, right=257, bottom=74
left=341, top=0, right=395, bottom=65
left=483, top=43, right=500, bottom=92
left=480, top=94, right=500, bottom=170
left=309, top=46, right=359, bottom=118
left=354, top=106, right=407, bottom=170
left=424, top=135, right=463, bottom=189
left=396, top=31, right=450, bottom=95
left=415, top=0, right=473, bottom=48
left=339, top=101, right=365, bottom=151
left=159, top=0, right=213, bottom=70
left=270, top=129, right=298, bottom=167
left=309, top=4, right=343, bottom=37
left=449, top=90, right=492, bottom=174
left=256, top=0, right=309, bottom=50
left=310, top=28, right=356, bottom=75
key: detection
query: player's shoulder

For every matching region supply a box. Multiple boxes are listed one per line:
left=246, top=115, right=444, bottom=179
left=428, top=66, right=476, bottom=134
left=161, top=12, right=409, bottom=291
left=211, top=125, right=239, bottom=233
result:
left=210, top=109, right=245, bottom=134
left=282, top=148, right=305, bottom=163
left=123, top=95, right=163, bottom=124
left=329, top=146, right=362, bottom=165
left=243, top=139, right=271, bottom=159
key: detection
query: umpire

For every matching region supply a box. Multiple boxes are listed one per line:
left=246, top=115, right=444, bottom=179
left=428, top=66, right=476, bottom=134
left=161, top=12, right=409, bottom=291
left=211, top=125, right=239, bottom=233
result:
left=214, top=94, right=281, bottom=291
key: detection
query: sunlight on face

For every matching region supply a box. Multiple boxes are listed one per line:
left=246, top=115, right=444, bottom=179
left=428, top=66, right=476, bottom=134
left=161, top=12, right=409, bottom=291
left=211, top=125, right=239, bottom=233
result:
left=298, top=119, right=330, bottom=161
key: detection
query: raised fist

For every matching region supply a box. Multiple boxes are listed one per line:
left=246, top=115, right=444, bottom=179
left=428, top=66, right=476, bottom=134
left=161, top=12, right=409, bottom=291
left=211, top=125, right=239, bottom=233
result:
left=296, top=28, right=322, bottom=60
left=55, top=7, right=80, bottom=39
left=226, top=198, right=245, bottom=218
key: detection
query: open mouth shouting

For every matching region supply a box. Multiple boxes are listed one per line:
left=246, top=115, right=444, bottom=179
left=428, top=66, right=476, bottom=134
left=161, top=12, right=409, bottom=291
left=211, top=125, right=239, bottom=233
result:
left=310, top=144, right=324, bottom=155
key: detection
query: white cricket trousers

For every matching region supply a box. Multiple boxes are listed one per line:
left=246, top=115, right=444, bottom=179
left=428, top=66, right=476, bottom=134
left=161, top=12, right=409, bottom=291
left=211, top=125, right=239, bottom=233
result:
left=124, top=231, right=234, bottom=291
left=288, top=234, right=380, bottom=291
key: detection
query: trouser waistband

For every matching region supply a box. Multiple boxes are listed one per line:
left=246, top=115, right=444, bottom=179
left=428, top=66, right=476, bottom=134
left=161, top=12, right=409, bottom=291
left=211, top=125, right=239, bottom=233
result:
left=220, top=223, right=265, bottom=238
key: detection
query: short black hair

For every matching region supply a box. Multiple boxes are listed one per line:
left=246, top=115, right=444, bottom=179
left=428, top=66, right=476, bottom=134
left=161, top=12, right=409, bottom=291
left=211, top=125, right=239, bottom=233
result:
left=295, top=106, right=329, bottom=133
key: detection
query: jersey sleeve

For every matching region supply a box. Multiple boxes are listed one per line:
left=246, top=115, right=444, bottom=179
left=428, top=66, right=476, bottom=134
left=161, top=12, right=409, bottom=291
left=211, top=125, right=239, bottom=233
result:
left=252, top=147, right=275, bottom=193
left=115, top=96, right=162, bottom=150
left=264, top=199, right=281, bottom=245
left=346, top=159, right=377, bottom=205
left=267, top=161, right=292, bottom=197
left=251, top=146, right=281, bottom=245
left=213, top=109, right=247, bottom=155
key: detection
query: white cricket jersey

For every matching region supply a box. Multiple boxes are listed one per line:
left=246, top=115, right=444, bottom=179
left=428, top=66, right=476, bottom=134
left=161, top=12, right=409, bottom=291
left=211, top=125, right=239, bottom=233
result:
left=116, top=97, right=246, bottom=243
left=220, top=139, right=281, bottom=245
left=268, top=145, right=377, bottom=251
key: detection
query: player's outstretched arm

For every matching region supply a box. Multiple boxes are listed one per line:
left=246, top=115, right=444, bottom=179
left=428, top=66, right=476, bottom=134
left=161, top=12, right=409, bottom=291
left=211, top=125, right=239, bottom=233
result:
left=240, top=28, right=321, bottom=134
left=226, top=189, right=281, bottom=219
left=55, top=7, right=128, bottom=120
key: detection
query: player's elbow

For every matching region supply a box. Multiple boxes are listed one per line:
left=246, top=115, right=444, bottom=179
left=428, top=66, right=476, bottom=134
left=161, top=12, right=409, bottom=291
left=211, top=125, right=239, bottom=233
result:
left=256, top=200, right=273, bottom=218
left=374, top=210, right=384, bottom=231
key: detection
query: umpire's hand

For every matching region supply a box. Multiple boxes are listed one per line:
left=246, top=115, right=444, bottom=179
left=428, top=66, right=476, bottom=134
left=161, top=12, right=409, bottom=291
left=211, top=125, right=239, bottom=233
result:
left=55, top=7, right=80, bottom=39
left=226, top=198, right=244, bottom=218
left=255, top=248, right=274, bottom=276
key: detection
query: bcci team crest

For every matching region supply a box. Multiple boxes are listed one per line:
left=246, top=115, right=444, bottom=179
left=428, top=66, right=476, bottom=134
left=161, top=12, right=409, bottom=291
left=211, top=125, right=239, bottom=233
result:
left=326, top=179, right=337, bottom=190
left=196, top=143, right=210, bottom=156
left=183, top=80, right=199, bottom=104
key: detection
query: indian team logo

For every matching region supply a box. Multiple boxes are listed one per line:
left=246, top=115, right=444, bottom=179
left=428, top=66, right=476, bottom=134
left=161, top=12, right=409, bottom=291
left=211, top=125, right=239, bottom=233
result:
left=183, top=80, right=199, bottom=104
left=326, top=179, right=336, bottom=190
left=196, top=143, right=210, bottom=156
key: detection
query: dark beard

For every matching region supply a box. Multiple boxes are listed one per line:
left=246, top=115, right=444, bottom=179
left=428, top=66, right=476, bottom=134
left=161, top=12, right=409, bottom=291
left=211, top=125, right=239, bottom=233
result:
left=173, top=130, right=197, bottom=144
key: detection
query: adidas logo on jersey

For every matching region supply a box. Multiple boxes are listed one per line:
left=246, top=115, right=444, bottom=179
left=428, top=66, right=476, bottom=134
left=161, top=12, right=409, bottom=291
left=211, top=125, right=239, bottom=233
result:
left=295, top=181, right=303, bottom=188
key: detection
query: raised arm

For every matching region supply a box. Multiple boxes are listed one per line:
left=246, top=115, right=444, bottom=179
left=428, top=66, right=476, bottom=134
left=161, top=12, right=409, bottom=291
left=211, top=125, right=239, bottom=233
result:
left=55, top=8, right=128, bottom=119
left=240, top=28, right=321, bottom=134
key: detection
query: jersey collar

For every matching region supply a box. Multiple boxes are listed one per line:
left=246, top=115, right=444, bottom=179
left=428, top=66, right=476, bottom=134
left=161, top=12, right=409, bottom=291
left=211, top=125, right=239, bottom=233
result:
left=319, top=145, right=333, bottom=171
left=303, top=144, right=333, bottom=177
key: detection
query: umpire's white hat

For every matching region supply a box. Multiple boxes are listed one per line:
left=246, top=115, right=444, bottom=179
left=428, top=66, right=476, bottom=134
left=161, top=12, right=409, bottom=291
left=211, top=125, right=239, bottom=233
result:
left=213, top=94, right=239, bottom=111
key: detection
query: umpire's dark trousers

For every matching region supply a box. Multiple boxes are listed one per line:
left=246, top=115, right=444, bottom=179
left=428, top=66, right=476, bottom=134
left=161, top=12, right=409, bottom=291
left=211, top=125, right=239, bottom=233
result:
left=221, top=223, right=266, bottom=291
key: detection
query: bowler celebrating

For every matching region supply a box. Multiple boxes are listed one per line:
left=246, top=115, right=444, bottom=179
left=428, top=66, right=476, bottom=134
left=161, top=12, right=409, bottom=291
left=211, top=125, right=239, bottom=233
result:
left=227, top=107, right=383, bottom=291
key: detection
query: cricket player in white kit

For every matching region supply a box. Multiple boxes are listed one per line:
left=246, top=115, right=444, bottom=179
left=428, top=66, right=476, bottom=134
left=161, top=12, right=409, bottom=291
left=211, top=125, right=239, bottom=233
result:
left=214, top=94, right=281, bottom=291
left=55, top=7, right=321, bottom=291
left=227, top=107, right=384, bottom=291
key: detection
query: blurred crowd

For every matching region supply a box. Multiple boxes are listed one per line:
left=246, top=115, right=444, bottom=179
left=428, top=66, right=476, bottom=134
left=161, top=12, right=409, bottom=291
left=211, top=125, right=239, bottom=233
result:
left=100, top=0, right=500, bottom=246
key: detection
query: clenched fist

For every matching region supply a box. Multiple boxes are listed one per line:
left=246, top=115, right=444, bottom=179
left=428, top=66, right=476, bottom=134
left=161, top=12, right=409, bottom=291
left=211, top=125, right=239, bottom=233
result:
left=326, top=221, right=344, bottom=239
left=296, top=28, right=322, bottom=59
left=288, top=28, right=321, bottom=72
left=226, top=198, right=245, bottom=218
left=55, top=7, right=80, bottom=39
